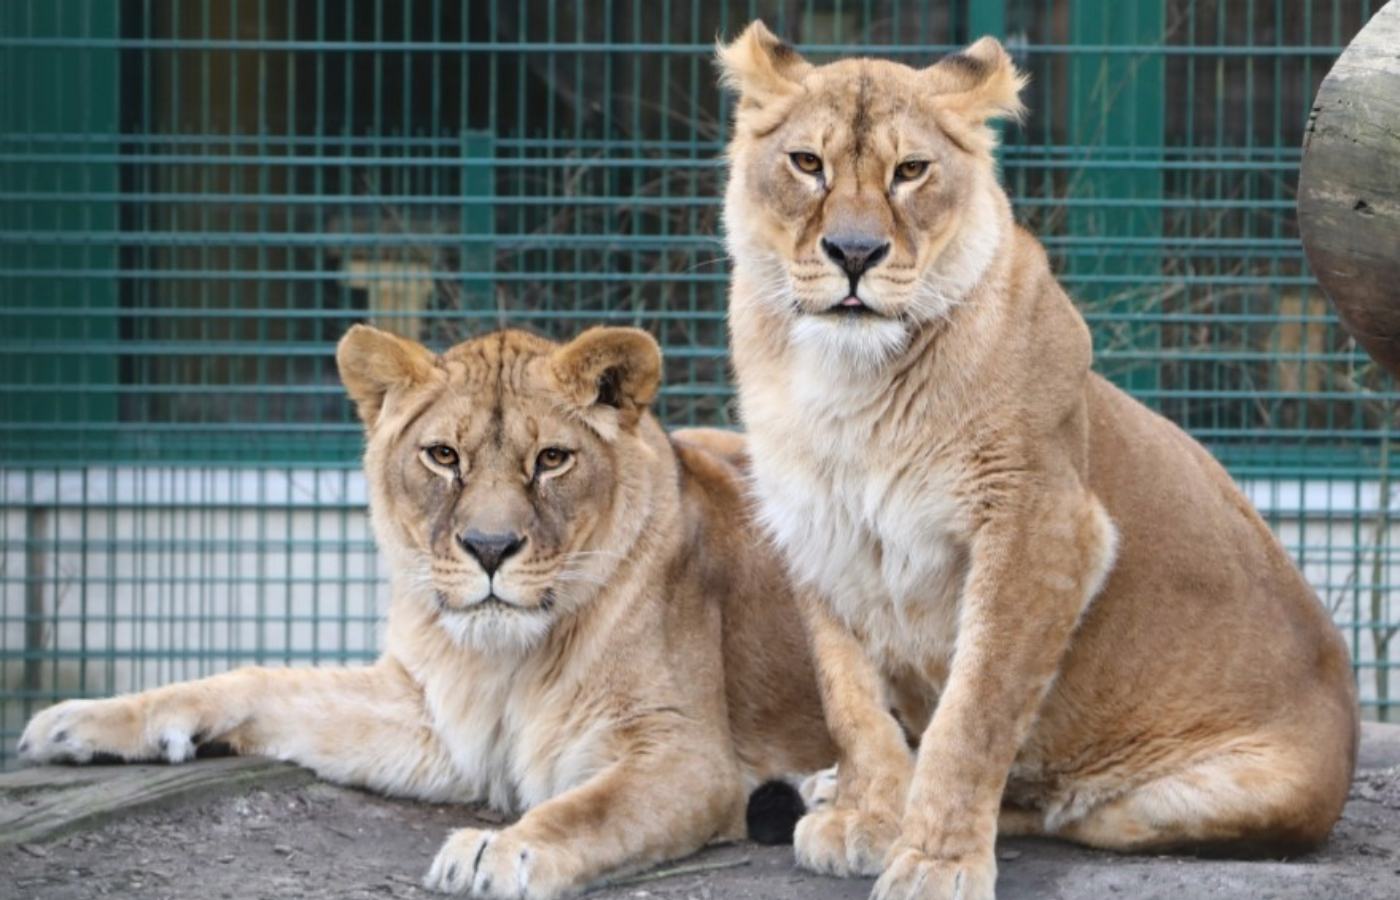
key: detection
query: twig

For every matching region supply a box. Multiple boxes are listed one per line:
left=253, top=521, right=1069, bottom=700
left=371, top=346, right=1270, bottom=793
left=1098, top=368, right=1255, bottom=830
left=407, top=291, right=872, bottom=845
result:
left=602, top=857, right=752, bottom=890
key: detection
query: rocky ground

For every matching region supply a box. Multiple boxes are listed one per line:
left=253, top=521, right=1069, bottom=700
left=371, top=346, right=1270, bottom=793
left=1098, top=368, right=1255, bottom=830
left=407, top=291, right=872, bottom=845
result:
left=3, top=725, right=1399, bottom=900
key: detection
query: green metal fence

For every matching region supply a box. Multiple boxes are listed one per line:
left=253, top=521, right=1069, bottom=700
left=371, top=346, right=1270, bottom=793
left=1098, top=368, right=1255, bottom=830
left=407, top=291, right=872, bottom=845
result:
left=1, top=0, right=1395, bottom=768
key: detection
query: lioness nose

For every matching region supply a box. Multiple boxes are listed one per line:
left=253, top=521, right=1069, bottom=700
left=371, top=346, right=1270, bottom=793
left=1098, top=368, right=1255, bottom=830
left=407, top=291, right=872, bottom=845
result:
left=459, top=529, right=526, bottom=575
left=821, top=236, right=891, bottom=280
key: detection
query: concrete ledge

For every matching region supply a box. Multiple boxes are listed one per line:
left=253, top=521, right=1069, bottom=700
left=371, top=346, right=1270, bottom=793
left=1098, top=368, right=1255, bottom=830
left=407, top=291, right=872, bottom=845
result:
left=0, top=757, right=312, bottom=847
left=2, top=725, right=1399, bottom=899
left=1358, top=721, right=1400, bottom=771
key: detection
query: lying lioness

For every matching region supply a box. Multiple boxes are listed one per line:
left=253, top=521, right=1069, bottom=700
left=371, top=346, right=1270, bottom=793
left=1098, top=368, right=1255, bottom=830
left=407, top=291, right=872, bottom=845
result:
left=19, top=325, right=834, bottom=898
left=719, top=21, right=1358, bottom=900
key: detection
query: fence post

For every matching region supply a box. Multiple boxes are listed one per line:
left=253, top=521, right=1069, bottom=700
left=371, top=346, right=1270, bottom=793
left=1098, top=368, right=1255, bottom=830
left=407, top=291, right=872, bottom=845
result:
left=1067, top=0, right=1165, bottom=398
left=23, top=506, right=47, bottom=722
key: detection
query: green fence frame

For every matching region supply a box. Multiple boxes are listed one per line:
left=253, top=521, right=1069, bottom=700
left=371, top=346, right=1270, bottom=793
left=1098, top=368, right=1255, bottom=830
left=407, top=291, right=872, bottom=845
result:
left=0, top=0, right=1395, bottom=768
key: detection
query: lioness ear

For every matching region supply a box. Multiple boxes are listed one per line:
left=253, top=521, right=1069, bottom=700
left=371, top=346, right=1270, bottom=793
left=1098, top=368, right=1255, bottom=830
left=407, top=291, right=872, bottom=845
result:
left=552, top=327, right=661, bottom=431
left=336, top=324, right=436, bottom=428
left=716, top=20, right=810, bottom=110
left=925, top=36, right=1027, bottom=144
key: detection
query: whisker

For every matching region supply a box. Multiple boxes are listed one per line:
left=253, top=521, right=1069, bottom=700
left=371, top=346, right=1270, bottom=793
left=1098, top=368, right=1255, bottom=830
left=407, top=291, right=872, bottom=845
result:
left=553, top=571, right=608, bottom=587
left=564, top=549, right=629, bottom=561
left=680, top=255, right=732, bottom=274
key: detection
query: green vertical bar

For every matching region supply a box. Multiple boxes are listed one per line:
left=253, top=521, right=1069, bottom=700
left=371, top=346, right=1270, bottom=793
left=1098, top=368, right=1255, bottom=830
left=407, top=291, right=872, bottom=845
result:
left=0, top=0, right=119, bottom=459
left=965, top=0, right=1006, bottom=155
left=1067, top=0, right=1164, bottom=397
left=459, top=131, right=493, bottom=316
left=966, top=1, right=1005, bottom=40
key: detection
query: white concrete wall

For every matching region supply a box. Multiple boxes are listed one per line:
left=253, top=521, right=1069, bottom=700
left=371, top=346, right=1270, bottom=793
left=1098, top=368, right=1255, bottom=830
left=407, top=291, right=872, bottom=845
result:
left=2, top=470, right=1396, bottom=725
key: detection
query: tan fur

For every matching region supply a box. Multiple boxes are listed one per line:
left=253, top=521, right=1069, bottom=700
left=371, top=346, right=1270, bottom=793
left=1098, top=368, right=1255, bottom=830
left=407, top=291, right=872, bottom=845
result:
left=18, top=325, right=834, bottom=898
left=719, top=22, right=1359, bottom=900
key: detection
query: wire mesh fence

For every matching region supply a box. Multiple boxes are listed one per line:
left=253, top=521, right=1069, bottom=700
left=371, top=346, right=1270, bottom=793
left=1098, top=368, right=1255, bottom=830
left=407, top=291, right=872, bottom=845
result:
left=1, top=0, right=1395, bottom=768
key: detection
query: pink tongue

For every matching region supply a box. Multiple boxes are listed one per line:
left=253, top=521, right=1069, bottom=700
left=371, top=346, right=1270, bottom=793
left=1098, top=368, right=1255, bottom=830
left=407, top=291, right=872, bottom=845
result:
left=840, top=296, right=864, bottom=307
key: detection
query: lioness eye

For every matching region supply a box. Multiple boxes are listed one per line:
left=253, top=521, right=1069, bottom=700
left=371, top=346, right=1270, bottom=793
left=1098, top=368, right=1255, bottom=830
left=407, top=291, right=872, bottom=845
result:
left=894, top=159, right=930, bottom=182
left=789, top=152, right=823, bottom=175
left=535, top=447, right=573, bottom=474
left=426, top=445, right=458, bottom=468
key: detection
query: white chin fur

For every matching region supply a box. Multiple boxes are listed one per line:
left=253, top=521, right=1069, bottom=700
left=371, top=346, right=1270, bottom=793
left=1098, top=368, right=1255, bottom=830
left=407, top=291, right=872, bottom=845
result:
left=790, top=314, right=910, bottom=375
left=435, top=606, right=553, bottom=655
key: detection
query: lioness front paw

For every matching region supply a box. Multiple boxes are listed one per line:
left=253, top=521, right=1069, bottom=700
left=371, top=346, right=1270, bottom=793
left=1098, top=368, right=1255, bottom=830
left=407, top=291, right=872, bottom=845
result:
left=793, top=806, right=899, bottom=877
left=870, top=845, right=996, bottom=900
left=424, top=827, right=572, bottom=899
left=17, top=698, right=195, bottom=765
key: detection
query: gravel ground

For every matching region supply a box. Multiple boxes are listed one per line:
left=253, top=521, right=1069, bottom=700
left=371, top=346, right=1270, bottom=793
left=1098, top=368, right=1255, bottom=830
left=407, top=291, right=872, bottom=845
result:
left=4, top=741, right=1400, bottom=900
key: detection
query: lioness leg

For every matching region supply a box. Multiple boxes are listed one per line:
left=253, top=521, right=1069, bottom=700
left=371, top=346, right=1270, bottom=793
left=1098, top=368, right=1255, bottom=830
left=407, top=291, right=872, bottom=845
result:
left=995, top=806, right=1047, bottom=837
left=18, top=660, right=457, bottom=799
left=792, top=596, right=914, bottom=877
left=424, top=718, right=744, bottom=899
left=1049, top=727, right=1352, bottom=856
left=873, top=489, right=1115, bottom=900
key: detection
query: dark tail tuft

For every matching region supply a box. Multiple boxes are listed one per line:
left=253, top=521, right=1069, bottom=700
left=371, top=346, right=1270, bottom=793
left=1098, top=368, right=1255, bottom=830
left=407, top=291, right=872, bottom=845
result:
left=746, top=779, right=806, bottom=845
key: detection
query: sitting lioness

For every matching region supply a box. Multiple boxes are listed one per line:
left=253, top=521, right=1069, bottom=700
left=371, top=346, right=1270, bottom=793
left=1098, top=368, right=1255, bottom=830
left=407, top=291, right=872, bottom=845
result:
left=19, top=324, right=835, bottom=897
left=718, top=21, right=1358, bottom=900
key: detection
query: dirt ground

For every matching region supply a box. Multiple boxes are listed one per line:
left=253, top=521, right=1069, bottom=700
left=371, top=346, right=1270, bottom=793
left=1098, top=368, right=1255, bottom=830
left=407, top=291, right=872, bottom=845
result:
left=5, top=731, right=1400, bottom=900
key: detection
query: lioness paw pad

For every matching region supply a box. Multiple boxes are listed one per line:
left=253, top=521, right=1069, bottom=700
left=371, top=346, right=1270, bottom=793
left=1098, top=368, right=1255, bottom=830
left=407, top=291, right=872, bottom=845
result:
left=870, top=847, right=995, bottom=900
left=424, top=827, right=567, bottom=899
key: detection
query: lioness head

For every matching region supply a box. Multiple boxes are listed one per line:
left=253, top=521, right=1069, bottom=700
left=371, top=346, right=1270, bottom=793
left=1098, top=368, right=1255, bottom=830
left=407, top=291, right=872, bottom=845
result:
left=719, top=21, right=1026, bottom=369
left=336, top=325, right=664, bottom=654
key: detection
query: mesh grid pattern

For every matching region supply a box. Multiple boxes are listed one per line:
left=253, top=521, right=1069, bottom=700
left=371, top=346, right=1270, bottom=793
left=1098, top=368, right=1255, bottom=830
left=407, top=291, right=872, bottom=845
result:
left=1, top=0, right=1395, bottom=768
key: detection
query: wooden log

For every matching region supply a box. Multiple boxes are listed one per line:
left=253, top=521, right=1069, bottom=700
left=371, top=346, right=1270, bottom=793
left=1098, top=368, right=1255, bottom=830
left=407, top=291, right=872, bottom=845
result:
left=0, top=758, right=312, bottom=846
left=1298, top=0, right=1400, bottom=377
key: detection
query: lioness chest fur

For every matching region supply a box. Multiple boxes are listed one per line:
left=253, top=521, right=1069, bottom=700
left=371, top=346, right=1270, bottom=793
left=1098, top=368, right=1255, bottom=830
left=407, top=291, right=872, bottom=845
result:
left=754, top=379, right=967, bottom=673
left=720, top=21, right=1358, bottom=900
